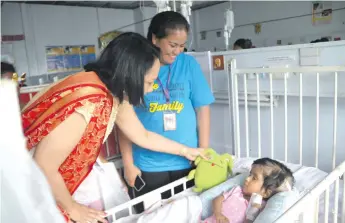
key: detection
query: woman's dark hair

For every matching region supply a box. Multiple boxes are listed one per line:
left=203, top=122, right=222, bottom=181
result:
left=234, top=38, right=252, bottom=49
left=147, top=11, right=190, bottom=41
left=253, top=157, right=295, bottom=196
left=1, top=62, right=16, bottom=76
left=84, top=32, right=160, bottom=106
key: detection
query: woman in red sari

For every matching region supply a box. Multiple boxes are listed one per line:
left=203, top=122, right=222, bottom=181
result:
left=22, top=32, right=205, bottom=223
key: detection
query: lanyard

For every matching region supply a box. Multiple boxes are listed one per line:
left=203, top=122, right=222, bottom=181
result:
left=156, top=65, right=172, bottom=103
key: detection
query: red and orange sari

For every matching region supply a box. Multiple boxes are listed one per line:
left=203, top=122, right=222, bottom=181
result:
left=22, top=71, right=114, bottom=221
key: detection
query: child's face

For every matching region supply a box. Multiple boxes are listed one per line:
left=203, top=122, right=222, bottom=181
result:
left=242, top=165, right=269, bottom=198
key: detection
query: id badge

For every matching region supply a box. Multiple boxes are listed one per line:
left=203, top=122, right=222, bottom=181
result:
left=163, top=112, right=176, bottom=131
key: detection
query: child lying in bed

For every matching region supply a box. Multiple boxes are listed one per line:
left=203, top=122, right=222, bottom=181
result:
left=202, top=157, right=295, bottom=223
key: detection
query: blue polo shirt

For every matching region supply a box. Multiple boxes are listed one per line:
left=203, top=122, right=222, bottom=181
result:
left=133, top=53, right=215, bottom=172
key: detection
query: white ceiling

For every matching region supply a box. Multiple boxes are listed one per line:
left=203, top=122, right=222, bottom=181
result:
left=8, top=1, right=226, bottom=10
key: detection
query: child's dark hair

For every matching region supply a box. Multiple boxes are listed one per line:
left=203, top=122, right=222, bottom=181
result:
left=253, top=157, right=295, bottom=196
left=234, top=38, right=252, bottom=49
left=147, top=11, right=190, bottom=42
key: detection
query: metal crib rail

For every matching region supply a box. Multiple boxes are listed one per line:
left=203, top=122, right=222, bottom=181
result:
left=226, top=59, right=345, bottom=222
left=275, top=161, right=345, bottom=223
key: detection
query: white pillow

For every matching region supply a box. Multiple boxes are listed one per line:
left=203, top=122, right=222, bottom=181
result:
left=232, top=157, right=303, bottom=174
left=254, top=189, right=299, bottom=223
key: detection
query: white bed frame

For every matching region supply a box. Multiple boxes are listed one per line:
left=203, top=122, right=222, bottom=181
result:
left=227, top=60, right=345, bottom=223
left=106, top=60, right=345, bottom=223
left=106, top=176, right=197, bottom=220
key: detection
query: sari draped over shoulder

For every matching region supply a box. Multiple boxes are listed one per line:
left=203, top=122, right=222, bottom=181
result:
left=21, top=71, right=114, bottom=221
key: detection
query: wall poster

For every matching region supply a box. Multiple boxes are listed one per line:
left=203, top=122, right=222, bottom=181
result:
left=46, top=45, right=96, bottom=73
left=212, top=55, right=224, bottom=71
left=312, top=1, right=332, bottom=25
left=98, top=30, right=122, bottom=51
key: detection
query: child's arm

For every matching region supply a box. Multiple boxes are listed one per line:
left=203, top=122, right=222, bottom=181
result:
left=213, top=194, right=224, bottom=215
left=245, top=202, right=263, bottom=223
left=213, top=195, right=230, bottom=222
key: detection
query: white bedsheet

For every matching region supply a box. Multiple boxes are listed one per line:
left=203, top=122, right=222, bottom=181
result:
left=115, top=195, right=202, bottom=223
left=293, top=165, right=328, bottom=195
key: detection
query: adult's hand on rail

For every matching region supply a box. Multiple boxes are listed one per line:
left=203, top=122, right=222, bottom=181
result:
left=124, top=164, right=142, bottom=188
left=68, top=201, right=108, bottom=223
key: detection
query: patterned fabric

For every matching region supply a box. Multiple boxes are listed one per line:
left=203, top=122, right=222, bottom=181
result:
left=202, top=186, right=267, bottom=223
left=199, top=173, right=249, bottom=220
left=22, top=71, right=113, bottom=221
left=202, top=186, right=249, bottom=223
left=75, top=97, right=118, bottom=144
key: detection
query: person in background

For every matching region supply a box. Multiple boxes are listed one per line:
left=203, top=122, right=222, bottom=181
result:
left=1, top=62, right=26, bottom=108
left=21, top=32, right=206, bottom=223
left=310, top=37, right=329, bottom=43
left=233, top=38, right=253, bottom=50
left=1, top=80, right=65, bottom=223
left=119, top=11, right=215, bottom=210
left=1, top=61, right=16, bottom=80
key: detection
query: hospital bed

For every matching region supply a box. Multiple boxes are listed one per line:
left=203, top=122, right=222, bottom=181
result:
left=105, top=42, right=345, bottom=222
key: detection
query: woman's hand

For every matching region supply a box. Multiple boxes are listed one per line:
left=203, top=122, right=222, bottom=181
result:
left=124, top=164, right=142, bottom=188
left=68, top=201, right=108, bottom=223
left=98, top=155, right=108, bottom=163
left=180, top=148, right=208, bottom=161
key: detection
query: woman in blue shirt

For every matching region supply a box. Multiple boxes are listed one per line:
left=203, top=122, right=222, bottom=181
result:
left=119, top=11, right=214, bottom=210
